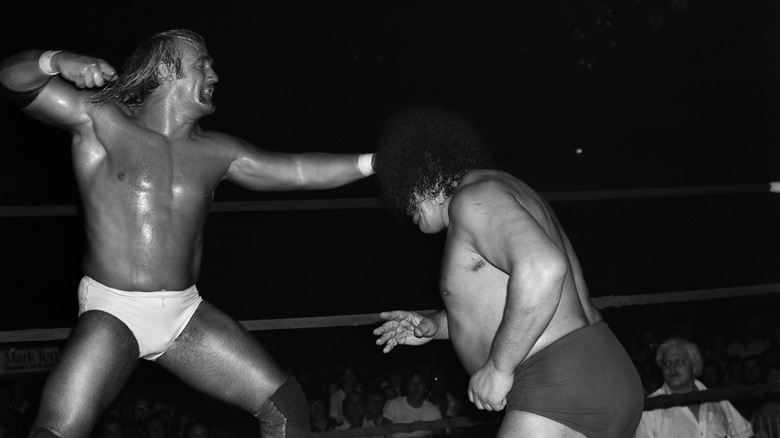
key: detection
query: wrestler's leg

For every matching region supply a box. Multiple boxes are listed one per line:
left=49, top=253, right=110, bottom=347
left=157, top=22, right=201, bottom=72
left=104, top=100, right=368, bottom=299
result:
left=156, top=301, right=309, bottom=437
left=29, top=311, right=139, bottom=438
left=496, top=411, right=586, bottom=438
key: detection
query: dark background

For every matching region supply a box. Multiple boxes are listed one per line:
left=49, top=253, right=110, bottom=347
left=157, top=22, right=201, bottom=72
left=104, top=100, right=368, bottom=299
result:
left=0, top=1, right=779, bottom=375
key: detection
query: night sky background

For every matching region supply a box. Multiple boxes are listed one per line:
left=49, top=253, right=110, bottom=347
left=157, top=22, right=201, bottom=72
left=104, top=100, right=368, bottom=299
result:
left=1, top=1, right=780, bottom=384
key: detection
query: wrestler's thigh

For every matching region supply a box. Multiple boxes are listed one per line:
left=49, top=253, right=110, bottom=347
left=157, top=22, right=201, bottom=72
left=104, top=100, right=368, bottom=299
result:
left=35, top=310, right=139, bottom=438
left=497, top=411, right=586, bottom=438
left=156, top=300, right=288, bottom=413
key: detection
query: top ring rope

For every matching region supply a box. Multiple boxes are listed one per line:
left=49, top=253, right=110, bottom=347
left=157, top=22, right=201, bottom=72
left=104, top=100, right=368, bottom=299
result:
left=0, top=283, right=778, bottom=343
left=0, top=183, right=774, bottom=217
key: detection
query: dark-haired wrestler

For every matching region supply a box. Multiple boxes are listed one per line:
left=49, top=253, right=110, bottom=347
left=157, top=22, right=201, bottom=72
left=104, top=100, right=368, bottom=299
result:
left=372, top=106, right=642, bottom=437
left=1, top=29, right=375, bottom=438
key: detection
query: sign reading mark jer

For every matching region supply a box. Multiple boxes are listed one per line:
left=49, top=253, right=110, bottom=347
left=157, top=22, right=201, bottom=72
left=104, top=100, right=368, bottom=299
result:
left=0, top=347, right=59, bottom=374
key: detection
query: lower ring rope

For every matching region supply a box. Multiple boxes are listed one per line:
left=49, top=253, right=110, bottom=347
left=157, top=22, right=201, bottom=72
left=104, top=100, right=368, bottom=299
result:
left=312, top=416, right=492, bottom=438
left=0, top=283, right=777, bottom=343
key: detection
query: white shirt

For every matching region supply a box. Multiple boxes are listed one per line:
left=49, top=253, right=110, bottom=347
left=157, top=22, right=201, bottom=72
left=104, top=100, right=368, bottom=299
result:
left=634, top=380, right=754, bottom=438
left=383, top=396, right=442, bottom=438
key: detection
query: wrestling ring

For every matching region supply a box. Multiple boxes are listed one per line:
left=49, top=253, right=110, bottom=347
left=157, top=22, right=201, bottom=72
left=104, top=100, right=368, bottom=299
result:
left=1, top=182, right=779, bottom=437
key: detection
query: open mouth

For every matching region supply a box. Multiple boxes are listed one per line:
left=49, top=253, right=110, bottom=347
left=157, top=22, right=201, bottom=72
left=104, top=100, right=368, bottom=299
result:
left=200, top=86, right=214, bottom=102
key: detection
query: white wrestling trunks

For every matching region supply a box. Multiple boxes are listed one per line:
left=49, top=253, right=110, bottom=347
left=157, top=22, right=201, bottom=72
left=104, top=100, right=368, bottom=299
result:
left=78, top=276, right=203, bottom=360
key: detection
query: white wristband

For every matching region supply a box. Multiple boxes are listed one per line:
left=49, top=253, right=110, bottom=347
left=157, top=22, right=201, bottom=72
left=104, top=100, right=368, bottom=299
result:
left=39, top=50, right=62, bottom=76
left=358, top=153, right=374, bottom=177
left=771, top=182, right=780, bottom=193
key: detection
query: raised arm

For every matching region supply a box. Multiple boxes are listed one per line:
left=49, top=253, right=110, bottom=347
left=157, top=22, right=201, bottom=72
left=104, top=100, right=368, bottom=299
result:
left=0, top=49, right=116, bottom=128
left=453, top=180, right=568, bottom=412
left=224, top=140, right=376, bottom=191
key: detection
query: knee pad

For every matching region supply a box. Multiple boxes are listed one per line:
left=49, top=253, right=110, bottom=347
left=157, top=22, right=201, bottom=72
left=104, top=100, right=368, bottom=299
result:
left=255, top=376, right=310, bottom=438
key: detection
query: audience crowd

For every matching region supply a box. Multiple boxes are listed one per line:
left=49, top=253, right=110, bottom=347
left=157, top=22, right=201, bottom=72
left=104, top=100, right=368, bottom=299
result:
left=0, top=296, right=778, bottom=437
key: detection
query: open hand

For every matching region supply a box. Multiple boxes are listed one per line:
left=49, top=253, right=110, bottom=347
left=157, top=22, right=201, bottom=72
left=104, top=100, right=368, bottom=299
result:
left=373, top=310, right=438, bottom=353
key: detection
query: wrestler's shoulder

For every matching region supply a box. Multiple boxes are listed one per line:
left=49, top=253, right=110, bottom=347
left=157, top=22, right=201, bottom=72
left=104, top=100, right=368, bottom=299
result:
left=192, top=128, right=250, bottom=151
left=456, top=170, right=531, bottom=202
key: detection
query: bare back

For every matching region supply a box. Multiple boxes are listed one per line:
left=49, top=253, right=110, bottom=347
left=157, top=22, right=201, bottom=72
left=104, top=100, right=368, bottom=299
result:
left=440, top=170, right=600, bottom=374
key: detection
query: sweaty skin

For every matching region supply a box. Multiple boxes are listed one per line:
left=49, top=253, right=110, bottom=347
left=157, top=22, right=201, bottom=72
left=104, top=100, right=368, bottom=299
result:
left=375, top=169, right=608, bottom=436
left=441, top=170, right=600, bottom=376
left=16, top=41, right=360, bottom=292
left=2, top=35, right=368, bottom=438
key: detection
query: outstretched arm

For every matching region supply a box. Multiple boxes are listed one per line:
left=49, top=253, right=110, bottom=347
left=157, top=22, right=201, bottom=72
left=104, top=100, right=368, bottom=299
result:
left=0, top=49, right=116, bottom=128
left=373, top=309, right=448, bottom=353
left=224, top=143, right=376, bottom=191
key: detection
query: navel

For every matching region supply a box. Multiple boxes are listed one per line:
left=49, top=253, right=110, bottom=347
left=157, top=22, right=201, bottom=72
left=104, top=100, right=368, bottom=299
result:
left=117, top=172, right=126, bottom=181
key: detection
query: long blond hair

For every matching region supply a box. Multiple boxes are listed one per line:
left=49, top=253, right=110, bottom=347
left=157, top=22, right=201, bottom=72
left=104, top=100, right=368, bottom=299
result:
left=89, top=29, right=205, bottom=107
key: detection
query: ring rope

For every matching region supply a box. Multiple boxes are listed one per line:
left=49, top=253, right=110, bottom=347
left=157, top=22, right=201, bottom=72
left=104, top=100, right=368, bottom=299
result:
left=0, top=183, right=775, bottom=217
left=311, top=416, right=491, bottom=438
left=643, top=383, right=780, bottom=410
left=0, top=283, right=777, bottom=343
left=591, top=283, right=780, bottom=308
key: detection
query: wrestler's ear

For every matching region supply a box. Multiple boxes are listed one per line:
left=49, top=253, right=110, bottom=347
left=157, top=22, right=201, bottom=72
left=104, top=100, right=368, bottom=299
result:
left=157, top=63, right=176, bottom=82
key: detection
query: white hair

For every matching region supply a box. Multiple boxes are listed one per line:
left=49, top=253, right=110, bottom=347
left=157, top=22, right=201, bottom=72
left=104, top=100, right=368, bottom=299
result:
left=655, top=337, right=703, bottom=376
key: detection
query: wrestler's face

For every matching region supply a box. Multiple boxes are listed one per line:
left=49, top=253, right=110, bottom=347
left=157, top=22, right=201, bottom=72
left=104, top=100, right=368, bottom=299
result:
left=172, top=39, right=219, bottom=116
left=660, top=348, right=696, bottom=393
left=409, top=192, right=450, bottom=234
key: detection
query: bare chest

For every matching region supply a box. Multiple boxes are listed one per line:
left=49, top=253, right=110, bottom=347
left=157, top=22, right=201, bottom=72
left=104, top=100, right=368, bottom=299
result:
left=78, top=127, right=227, bottom=206
left=439, top=239, right=508, bottom=302
left=112, top=144, right=216, bottom=199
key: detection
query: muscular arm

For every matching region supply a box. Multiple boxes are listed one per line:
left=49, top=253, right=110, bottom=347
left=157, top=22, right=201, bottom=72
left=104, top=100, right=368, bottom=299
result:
left=0, top=49, right=116, bottom=129
left=0, top=50, right=52, bottom=93
left=453, top=180, right=567, bottom=410
left=225, top=142, right=374, bottom=191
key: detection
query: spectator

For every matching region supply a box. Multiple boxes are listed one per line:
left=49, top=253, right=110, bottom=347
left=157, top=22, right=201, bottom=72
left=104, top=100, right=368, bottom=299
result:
left=94, top=415, right=127, bottom=438
left=702, top=332, right=729, bottom=365
left=427, top=370, right=464, bottom=419
left=364, top=386, right=391, bottom=437
left=309, top=398, right=337, bottom=433
left=728, top=324, right=770, bottom=359
left=724, top=356, right=747, bottom=387
left=383, top=371, right=443, bottom=438
left=744, top=355, right=764, bottom=385
left=699, top=359, right=725, bottom=389
left=634, top=337, right=753, bottom=438
left=142, top=412, right=170, bottom=438
left=750, top=362, right=780, bottom=437
left=329, top=366, right=362, bottom=424
left=334, top=390, right=367, bottom=430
